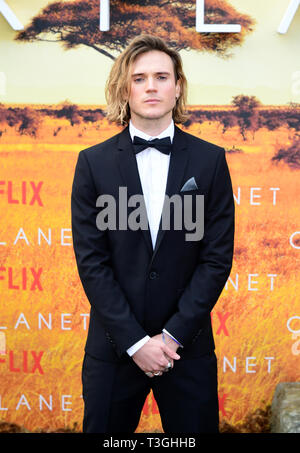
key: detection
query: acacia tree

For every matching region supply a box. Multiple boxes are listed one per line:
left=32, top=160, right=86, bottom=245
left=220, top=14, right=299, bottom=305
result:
left=220, top=112, right=237, bottom=136
left=15, top=0, right=254, bottom=60
left=0, top=105, right=42, bottom=137
left=232, top=94, right=261, bottom=140
left=272, top=134, right=300, bottom=169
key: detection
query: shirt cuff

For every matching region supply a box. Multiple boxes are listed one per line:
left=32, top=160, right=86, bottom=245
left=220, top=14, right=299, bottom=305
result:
left=163, top=329, right=183, bottom=348
left=126, top=335, right=151, bottom=356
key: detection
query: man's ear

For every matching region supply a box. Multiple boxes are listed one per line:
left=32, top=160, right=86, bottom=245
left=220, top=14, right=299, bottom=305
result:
left=175, top=79, right=181, bottom=100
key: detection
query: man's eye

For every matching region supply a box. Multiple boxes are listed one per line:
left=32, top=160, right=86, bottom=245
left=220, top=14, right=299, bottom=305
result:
left=134, top=78, right=143, bottom=82
left=158, top=76, right=167, bottom=80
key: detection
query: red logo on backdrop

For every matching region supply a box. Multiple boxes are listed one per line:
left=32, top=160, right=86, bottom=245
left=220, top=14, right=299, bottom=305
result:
left=0, top=351, right=44, bottom=374
left=0, top=181, right=43, bottom=206
left=211, top=311, right=230, bottom=336
left=0, top=267, right=43, bottom=290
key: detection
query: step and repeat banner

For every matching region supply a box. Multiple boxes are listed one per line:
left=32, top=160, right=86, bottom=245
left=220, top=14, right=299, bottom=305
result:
left=0, top=0, right=299, bottom=433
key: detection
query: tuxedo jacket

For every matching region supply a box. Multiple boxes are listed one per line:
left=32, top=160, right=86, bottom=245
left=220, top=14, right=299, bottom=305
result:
left=71, top=125, right=235, bottom=363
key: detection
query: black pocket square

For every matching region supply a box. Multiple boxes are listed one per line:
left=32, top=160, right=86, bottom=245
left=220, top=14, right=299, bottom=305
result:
left=180, top=177, right=198, bottom=192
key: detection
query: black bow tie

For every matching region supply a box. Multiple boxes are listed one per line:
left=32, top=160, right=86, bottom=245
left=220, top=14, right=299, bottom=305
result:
left=132, top=136, right=172, bottom=155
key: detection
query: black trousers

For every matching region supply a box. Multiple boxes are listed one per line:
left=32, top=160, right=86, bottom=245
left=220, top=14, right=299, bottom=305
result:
left=82, top=351, right=219, bottom=433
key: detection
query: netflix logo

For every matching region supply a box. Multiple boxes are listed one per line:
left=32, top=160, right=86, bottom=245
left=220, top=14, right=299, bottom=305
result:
left=211, top=311, right=230, bottom=336
left=0, top=267, right=43, bottom=291
left=0, top=351, right=44, bottom=374
left=0, top=181, right=43, bottom=206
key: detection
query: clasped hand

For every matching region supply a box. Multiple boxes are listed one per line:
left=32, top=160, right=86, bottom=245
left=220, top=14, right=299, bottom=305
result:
left=132, top=333, right=180, bottom=378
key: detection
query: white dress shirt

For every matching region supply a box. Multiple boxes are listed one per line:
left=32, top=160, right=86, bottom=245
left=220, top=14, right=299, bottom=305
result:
left=130, top=120, right=173, bottom=248
left=126, top=120, right=182, bottom=356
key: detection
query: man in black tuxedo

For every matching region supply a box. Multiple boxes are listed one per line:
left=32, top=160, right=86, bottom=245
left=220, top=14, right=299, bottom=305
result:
left=71, top=34, right=235, bottom=433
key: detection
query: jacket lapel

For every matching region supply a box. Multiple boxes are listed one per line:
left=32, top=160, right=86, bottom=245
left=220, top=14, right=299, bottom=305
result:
left=117, top=126, right=153, bottom=255
left=150, top=126, right=188, bottom=265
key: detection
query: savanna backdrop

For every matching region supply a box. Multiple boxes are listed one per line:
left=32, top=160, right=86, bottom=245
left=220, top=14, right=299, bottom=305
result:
left=0, top=0, right=299, bottom=433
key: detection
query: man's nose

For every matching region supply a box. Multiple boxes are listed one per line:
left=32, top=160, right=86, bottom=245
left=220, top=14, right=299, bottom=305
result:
left=145, top=77, right=157, bottom=91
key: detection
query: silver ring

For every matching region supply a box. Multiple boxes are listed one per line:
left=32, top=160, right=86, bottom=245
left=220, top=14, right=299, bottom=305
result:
left=145, top=372, right=153, bottom=377
left=153, top=371, right=161, bottom=376
left=164, top=361, right=172, bottom=372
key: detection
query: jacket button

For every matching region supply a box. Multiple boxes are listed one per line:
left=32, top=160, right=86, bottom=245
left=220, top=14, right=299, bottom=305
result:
left=149, top=271, right=158, bottom=279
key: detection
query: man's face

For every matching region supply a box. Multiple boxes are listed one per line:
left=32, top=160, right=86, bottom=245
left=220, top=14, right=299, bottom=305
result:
left=127, top=50, right=181, bottom=126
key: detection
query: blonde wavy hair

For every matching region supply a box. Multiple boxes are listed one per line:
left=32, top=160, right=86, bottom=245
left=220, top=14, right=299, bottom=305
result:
left=105, top=34, right=189, bottom=126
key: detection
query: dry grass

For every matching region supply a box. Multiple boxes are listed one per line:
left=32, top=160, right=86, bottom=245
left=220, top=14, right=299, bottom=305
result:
left=0, top=110, right=299, bottom=432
